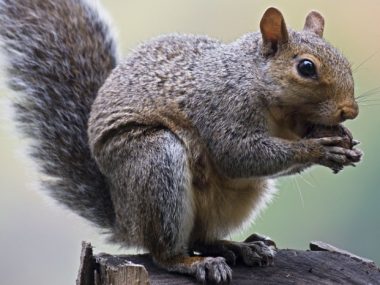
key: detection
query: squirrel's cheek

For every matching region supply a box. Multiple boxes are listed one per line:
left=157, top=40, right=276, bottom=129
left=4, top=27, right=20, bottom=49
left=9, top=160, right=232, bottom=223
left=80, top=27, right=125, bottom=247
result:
left=298, top=103, right=337, bottom=126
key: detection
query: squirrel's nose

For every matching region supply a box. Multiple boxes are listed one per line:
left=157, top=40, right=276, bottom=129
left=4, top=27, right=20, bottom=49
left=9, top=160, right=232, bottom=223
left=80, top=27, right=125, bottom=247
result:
left=340, top=102, right=358, bottom=121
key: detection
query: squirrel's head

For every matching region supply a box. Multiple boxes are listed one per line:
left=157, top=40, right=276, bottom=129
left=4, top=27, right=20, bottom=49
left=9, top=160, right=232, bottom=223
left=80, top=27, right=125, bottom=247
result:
left=259, top=7, right=358, bottom=127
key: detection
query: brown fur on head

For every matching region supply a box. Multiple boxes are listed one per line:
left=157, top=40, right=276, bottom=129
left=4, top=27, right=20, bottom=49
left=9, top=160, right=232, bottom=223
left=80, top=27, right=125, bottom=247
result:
left=260, top=8, right=358, bottom=132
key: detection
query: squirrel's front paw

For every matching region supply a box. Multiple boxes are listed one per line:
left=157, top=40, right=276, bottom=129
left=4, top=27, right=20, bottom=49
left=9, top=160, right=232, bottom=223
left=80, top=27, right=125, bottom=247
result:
left=308, top=137, right=363, bottom=173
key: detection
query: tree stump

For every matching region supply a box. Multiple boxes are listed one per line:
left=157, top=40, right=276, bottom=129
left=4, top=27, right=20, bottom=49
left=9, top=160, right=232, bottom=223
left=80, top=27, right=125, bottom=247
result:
left=76, top=240, right=380, bottom=284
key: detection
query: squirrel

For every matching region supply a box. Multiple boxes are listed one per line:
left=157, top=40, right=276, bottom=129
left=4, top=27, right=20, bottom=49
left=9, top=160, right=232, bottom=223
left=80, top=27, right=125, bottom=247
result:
left=0, top=0, right=362, bottom=283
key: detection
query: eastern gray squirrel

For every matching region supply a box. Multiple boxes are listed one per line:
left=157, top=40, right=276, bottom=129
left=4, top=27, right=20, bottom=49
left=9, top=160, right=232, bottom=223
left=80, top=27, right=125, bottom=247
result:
left=0, top=0, right=362, bottom=283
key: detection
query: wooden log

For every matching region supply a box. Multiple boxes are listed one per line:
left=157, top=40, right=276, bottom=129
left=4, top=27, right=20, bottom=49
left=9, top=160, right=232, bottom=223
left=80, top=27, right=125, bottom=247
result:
left=76, top=241, right=149, bottom=285
left=77, top=241, right=380, bottom=285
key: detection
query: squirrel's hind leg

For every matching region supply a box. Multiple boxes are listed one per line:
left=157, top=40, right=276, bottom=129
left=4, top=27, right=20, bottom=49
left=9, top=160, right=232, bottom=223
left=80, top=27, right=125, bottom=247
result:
left=98, top=127, right=231, bottom=283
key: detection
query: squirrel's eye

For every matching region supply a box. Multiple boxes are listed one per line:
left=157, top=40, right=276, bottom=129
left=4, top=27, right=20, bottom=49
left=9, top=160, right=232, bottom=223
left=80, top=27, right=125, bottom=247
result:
left=297, top=59, right=316, bottom=78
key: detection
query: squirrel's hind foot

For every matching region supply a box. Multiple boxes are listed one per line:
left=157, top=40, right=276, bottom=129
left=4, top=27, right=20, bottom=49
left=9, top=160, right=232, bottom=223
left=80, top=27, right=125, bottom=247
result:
left=192, top=234, right=277, bottom=267
left=194, top=257, right=232, bottom=284
left=155, top=255, right=232, bottom=284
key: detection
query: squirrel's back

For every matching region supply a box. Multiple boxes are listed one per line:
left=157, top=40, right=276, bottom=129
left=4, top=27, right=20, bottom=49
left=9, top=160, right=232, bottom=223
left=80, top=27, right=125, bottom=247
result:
left=0, top=0, right=118, bottom=229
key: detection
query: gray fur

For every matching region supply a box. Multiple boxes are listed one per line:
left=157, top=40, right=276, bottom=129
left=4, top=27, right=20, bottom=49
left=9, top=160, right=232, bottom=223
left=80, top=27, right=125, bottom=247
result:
left=96, top=127, right=194, bottom=256
left=0, top=0, right=118, bottom=229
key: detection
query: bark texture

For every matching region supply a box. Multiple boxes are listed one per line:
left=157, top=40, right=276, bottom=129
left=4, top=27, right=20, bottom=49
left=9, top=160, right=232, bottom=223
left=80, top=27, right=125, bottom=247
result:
left=77, top=241, right=380, bottom=285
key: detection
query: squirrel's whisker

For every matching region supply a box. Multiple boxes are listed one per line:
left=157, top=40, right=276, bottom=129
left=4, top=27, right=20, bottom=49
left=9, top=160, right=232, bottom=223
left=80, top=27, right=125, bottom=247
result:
left=298, top=173, right=316, bottom=188
left=352, top=49, right=380, bottom=73
left=356, top=96, right=380, bottom=103
left=358, top=103, right=380, bottom=107
left=355, top=87, right=380, bottom=100
left=292, top=177, right=305, bottom=209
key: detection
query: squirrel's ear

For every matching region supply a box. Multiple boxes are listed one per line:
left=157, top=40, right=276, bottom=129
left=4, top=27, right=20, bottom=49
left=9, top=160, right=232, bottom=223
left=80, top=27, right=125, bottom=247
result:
left=260, top=7, right=289, bottom=55
left=303, top=11, right=324, bottom=37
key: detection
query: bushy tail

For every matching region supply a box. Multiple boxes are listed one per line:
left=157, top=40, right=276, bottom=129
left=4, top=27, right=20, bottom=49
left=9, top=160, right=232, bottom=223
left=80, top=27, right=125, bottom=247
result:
left=0, top=0, right=118, bottom=229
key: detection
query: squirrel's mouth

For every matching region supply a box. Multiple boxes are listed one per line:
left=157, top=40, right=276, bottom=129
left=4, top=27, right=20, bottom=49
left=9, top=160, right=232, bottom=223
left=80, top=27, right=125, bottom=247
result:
left=291, top=117, right=344, bottom=140
left=301, top=122, right=316, bottom=138
left=302, top=121, right=333, bottom=136
left=267, top=106, right=345, bottom=140
left=286, top=116, right=317, bottom=139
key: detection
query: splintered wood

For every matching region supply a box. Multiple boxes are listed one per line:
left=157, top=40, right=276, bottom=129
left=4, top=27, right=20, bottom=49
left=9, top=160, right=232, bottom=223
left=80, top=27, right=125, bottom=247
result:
left=77, top=242, right=149, bottom=285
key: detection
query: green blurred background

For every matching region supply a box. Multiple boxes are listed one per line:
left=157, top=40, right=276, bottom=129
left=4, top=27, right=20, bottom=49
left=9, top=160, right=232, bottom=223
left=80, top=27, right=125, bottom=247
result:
left=1, top=1, right=379, bottom=284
